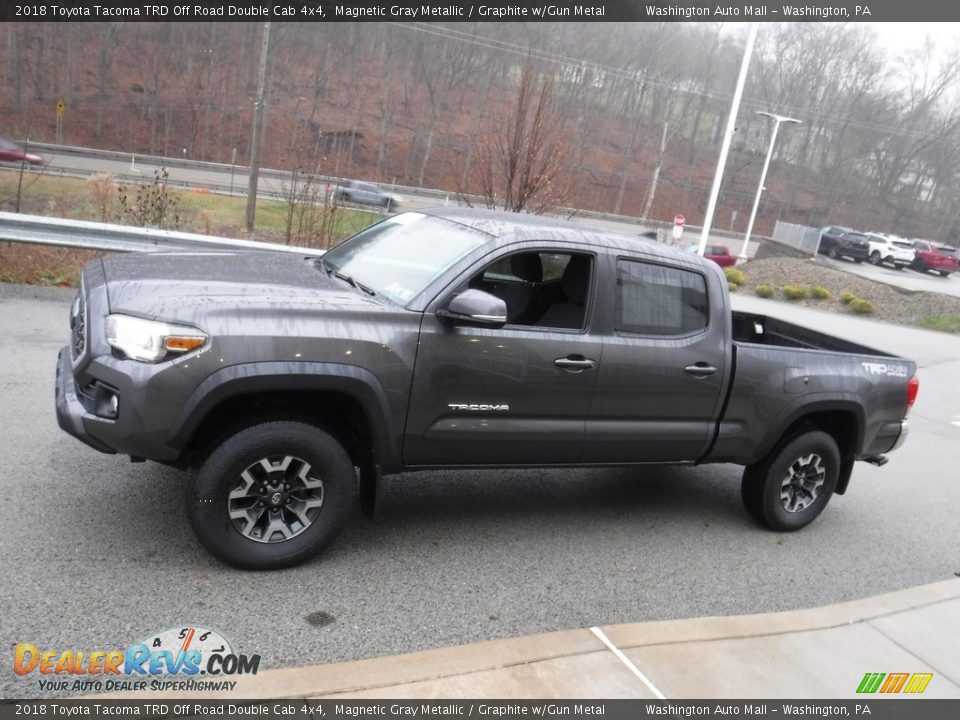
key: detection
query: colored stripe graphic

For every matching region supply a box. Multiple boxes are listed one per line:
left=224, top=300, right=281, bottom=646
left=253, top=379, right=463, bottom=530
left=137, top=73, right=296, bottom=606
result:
left=904, top=673, right=933, bottom=694
left=880, top=673, right=909, bottom=693
left=857, top=673, right=885, bottom=693
left=857, top=672, right=932, bottom=694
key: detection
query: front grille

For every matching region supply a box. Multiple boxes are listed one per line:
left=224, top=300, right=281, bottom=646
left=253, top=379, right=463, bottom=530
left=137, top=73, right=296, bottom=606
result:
left=70, top=293, right=86, bottom=360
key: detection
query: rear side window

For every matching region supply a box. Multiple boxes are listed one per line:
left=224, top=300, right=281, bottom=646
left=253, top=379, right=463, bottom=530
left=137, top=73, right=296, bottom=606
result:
left=615, top=260, right=708, bottom=336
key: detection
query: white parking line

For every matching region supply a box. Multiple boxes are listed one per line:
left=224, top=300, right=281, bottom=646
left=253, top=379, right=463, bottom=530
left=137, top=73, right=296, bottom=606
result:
left=589, top=626, right=667, bottom=699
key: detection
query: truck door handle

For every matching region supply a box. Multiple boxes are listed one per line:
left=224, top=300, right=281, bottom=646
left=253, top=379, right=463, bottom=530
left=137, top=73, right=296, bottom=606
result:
left=555, top=355, right=597, bottom=372
left=684, top=363, right=717, bottom=377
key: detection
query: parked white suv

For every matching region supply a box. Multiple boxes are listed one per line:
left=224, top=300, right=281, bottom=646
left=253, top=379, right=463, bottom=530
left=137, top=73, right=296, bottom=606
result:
left=864, top=233, right=915, bottom=270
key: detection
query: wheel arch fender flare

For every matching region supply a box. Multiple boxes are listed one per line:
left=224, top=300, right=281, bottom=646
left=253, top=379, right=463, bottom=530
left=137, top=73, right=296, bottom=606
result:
left=755, top=396, right=865, bottom=465
left=168, top=361, right=399, bottom=470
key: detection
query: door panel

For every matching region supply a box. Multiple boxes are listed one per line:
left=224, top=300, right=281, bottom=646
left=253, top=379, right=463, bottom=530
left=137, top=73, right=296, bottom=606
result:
left=403, top=316, right=602, bottom=465
left=582, top=259, right=726, bottom=463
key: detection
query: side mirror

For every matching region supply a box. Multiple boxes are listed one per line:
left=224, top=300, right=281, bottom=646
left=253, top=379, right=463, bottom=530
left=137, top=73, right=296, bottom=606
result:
left=438, top=289, right=507, bottom=328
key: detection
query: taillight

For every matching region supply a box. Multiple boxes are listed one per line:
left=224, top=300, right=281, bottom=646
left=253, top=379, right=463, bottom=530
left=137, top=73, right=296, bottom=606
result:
left=906, top=374, right=919, bottom=415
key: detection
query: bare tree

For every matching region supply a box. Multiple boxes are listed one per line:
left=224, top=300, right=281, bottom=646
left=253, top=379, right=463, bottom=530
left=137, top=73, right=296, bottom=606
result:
left=476, top=61, right=570, bottom=214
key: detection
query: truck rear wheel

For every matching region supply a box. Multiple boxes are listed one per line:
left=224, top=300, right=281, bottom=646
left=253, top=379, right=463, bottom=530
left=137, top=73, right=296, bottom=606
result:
left=185, top=421, right=355, bottom=570
left=741, top=431, right=840, bottom=532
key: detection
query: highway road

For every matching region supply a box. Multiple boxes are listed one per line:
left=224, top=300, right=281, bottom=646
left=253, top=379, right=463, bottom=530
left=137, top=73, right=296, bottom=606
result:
left=2, top=284, right=958, bottom=698
left=33, top=146, right=760, bottom=256
left=24, top=146, right=960, bottom=297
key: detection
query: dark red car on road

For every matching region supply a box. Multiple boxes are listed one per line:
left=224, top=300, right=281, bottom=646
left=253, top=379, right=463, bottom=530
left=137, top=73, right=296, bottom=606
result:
left=911, top=240, right=958, bottom=277
left=0, top=138, right=42, bottom=165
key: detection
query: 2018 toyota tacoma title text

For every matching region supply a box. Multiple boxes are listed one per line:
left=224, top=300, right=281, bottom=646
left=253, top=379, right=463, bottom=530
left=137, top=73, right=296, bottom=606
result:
left=56, top=209, right=918, bottom=569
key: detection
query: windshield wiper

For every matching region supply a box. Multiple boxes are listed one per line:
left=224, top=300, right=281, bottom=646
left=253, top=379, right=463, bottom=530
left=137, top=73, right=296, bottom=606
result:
left=335, top=270, right=376, bottom=297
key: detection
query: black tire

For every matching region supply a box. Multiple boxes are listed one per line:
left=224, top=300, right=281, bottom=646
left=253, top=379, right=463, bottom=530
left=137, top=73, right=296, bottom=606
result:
left=869, top=251, right=881, bottom=265
left=185, top=421, right=355, bottom=570
left=913, top=260, right=927, bottom=273
left=853, top=258, right=863, bottom=264
left=939, top=271, right=950, bottom=278
left=741, top=430, right=840, bottom=532
left=827, top=247, right=838, bottom=259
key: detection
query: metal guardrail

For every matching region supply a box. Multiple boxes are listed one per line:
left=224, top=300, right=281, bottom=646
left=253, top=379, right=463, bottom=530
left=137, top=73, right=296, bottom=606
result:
left=0, top=212, right=322, bottom=256
left=27, top=141, right=463, bottom=205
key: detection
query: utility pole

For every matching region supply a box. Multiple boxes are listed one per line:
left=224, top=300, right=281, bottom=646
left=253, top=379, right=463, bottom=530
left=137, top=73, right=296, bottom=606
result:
left=246, top=21, right=271, bottom=232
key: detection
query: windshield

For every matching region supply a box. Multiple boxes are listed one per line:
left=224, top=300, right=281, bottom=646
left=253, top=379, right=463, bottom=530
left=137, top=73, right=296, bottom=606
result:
left=322, top=212, right=491, bottom=305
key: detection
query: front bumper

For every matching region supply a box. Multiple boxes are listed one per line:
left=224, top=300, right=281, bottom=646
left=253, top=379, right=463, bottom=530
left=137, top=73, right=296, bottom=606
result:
left=55, top=347, right=116, bottom=455
left=55, top=346, right=187, bottom=463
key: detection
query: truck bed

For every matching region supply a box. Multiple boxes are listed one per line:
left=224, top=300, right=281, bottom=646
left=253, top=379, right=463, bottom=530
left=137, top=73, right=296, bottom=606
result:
left=708, top=311, right=913, bottom=466
left=731, top=311, right=896, bottom=357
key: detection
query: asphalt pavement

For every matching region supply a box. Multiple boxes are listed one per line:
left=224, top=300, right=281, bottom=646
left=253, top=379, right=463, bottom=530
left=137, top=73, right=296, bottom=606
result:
left=816, top=254, right=960, bottom=299
left=2, top=284, right=958, bottom=699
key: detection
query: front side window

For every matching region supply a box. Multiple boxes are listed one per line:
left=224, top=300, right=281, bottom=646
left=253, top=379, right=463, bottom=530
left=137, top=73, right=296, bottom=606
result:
left=615, top=260, right=708, bottom=336
left=466, top=251, right=593, bottom=330
left=322, top=213, right=490, bottom=305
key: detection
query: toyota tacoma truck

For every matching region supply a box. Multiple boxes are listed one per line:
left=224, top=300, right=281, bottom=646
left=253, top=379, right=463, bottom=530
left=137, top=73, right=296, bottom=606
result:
left=56, top=209, right=918, bottom=570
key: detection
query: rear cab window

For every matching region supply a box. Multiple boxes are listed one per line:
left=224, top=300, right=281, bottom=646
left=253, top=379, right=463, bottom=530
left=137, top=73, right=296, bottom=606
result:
left=615, top=260, right=709, bottom=336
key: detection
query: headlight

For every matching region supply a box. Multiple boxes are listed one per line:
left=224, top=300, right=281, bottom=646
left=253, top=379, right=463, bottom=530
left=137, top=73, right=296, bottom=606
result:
left=105, top=314, right=207, bottom=363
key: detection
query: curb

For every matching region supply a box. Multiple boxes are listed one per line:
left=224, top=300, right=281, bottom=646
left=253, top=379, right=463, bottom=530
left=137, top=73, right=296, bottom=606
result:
left=91, top=577, right=960, bottom=700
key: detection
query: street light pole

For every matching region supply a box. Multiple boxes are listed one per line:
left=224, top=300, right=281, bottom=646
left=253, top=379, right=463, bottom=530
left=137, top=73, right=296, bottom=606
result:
left=739, top=111, right=801, bottom=259
left=698, top=23, right=759, bottom=257
left=246, top=21, right=272, bottom=232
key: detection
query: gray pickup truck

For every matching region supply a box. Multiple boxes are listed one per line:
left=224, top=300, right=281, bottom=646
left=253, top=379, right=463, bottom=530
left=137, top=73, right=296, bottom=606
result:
left=56, top=209, right=918, bottom=569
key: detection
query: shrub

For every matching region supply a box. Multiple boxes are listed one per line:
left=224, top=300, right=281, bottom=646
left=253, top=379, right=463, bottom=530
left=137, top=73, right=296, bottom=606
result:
left=87, top=173, right=115, bottom=222
left=755, top=284, right=775, bottom=298
left=917, top=315, right=960, bottom=333
left=810, top=285, right=831, bottom=300
left=728, top=282, right=739, bottom=292
left=839, top=291, right=857, bottom=305
left=117, top=167, right=181, bottom=230
left=850, top=298, right=875, bottom=315
left=724, top=267, right=747, bottom=286
left=782, top=284, right=808, bottom=300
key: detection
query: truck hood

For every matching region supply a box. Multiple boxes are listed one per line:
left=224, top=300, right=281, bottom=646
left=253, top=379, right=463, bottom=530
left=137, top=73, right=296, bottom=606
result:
left=102, top=251, right=385, bottom=322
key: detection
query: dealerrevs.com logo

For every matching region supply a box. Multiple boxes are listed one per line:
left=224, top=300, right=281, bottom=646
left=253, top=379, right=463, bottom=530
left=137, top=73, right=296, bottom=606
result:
left=14, top=626, right=261, bottom=693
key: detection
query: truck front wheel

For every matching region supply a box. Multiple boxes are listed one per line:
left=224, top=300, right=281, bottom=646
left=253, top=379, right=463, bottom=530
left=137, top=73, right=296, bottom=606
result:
left=185, top=422, right=355, bottom=570
left=741, top=431, right=840, bottom=532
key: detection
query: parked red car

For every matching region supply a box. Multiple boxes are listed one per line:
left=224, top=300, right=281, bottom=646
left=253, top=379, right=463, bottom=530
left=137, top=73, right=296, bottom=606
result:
left=0, top=138, right=43, bottom=165
left=701, top=244, right=738, bottom=267
left=911, top=240, right=959, bottom=277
